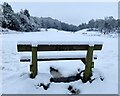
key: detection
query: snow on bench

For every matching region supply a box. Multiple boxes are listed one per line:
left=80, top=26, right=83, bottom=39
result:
left=20, top=54, right=97, bottom=62
left=17, top=41, right=103, bottom=46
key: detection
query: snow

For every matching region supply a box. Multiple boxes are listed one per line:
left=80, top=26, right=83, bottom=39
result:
left=0, top=28, right=118, bottom=94
left=20, top=53, right=97, bottom=59
left=18, top=41, right=103, bottom=45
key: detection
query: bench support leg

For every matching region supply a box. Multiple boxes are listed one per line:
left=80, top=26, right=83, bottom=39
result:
left=82, top=46, right=94, bottom=83
left=30, top=47, right=37, bottom=78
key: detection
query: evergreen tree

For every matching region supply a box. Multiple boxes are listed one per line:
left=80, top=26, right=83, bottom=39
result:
left=23, top=9, right=30, bottom=19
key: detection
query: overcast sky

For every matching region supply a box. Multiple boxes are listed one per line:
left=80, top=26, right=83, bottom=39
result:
left=7, top=2, right=118, bottom=25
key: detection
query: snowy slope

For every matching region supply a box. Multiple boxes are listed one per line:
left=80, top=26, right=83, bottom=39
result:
left=0, top=29, right=118, bottom=94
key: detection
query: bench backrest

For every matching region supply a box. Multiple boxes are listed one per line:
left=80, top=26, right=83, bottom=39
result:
left=17, top=42, right=103, bottom=52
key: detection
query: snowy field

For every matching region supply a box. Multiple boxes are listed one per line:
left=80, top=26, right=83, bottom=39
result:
left=0, top=28, right=118, bottom=94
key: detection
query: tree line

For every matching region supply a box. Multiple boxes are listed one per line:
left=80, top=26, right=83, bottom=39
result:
left=84, top=17, right=119, bottom=34
left=1, top=2, right=119, bottom=33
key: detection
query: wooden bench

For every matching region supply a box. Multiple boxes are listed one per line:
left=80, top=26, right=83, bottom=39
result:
left=17, top=41, right=103, bottom=83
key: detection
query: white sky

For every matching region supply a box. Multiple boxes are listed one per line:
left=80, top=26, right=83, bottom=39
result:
left=1, top=2, right=118, bottom=25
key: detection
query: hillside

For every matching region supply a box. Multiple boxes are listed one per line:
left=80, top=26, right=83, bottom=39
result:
left=0, top=2, right=79, bottom=32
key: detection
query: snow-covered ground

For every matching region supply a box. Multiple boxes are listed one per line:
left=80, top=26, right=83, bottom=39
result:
left=0, top=28, right=118, bottom=94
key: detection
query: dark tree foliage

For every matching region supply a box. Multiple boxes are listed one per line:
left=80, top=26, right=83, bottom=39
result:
left=88, top=19, right=95, bottom=28
left=2, top=2, right=14, bottom=14
left=23, top=9, right=30, bottom=19
left=78, top=23, right=87, bottom=30
left=117, top=19, right=120, bottom=27
left=79, top=16, right=118, bottom=33
left=2, top=20, right=7, bottom=28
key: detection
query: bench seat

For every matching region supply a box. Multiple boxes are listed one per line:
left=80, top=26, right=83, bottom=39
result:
left=20, top=54, right=97, bottom=62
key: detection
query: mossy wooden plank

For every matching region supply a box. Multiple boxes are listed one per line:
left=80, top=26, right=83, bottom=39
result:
left=37, top=45, right=88, bottom=51
left=30, top=47, right=38, bottom=78
left=94, top=45, right=103, bottom=50
left=17, top=45, right=32, bottom=51
left=17, top=44, right=102, bottom=52
left=37, top=45, right=102, bottom=51
left=82, top=46, right=94, bottom=83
